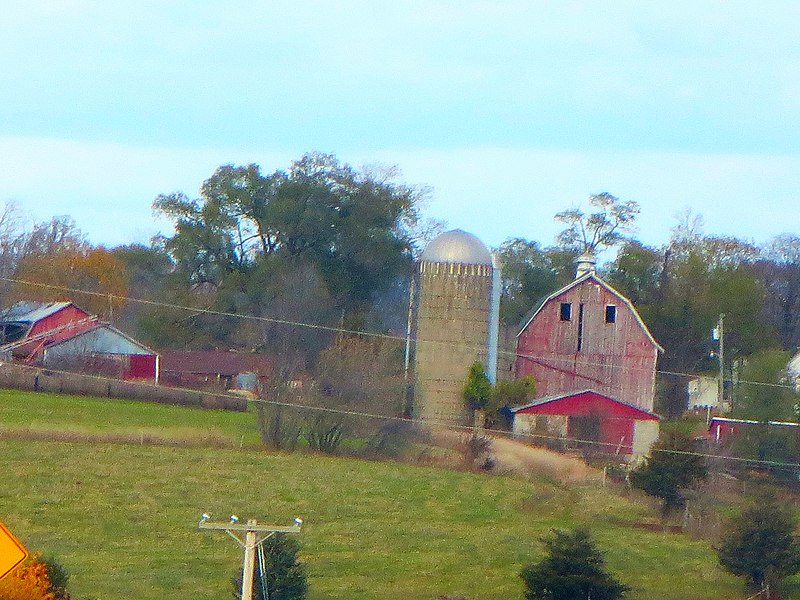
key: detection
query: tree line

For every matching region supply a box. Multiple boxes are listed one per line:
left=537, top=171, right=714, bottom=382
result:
left=2, top=154, right=799, bottom=419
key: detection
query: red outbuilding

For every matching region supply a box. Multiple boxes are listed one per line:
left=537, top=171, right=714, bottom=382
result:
left=0, top=301, right=158, bottom=381
left=515, top=256, right=662, bottom=412
left=708, top=416, right=800, bottom=444
left=511, top=389, right=660, bottom=457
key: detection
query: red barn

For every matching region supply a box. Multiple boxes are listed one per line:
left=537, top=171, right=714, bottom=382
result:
left=511, top=389, right=660, bottom=457
left=0, top=301, right=158, bottom=381
left=515, top=257, right=662, bottom=412
left=708, top=416, right=800, bottom=444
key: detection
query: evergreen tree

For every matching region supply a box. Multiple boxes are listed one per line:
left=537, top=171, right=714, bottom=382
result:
left=629, top=431, right=707, bottom=517
left=234, top=534, right=307, bottom=600
left=462, top=362, right=492, bottom=412
left=520, top=528, right=628, bottom=600
left=718, top=501, right=800, bottom=596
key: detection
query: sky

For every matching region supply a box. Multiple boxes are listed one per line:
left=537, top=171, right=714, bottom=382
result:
left=1, top=1, right=800, bottom=251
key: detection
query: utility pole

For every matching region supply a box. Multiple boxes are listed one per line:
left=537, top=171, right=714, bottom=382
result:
left=714, top=314, right=725, bottom=411
left=199, top=515, right=302, bottom=600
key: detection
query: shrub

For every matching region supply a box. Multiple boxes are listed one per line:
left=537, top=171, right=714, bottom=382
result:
left=718, top=500, right=800, bottom=597
left=463, top=435, right=492, bottom=468
left=0, top=554, right=71, bottom=600
left=362, top=420, right=417, bottom=459
left=257, top=404, right=302, bottom=451
left=629, top=431, right=706, bottom=517
left=304, top=416, right=344, bottom=454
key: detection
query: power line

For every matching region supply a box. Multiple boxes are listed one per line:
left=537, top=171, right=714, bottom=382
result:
left=2, top=276, right=796, bottom=391
left=2, top=359, right=799, bottom=472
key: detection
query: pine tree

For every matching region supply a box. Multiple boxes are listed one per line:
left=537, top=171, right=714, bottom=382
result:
left=520, top=529, right=628, bottom=600
left=718, top=501, right=800, bottom=596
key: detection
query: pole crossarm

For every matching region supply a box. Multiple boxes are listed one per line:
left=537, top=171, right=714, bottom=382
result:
left=199, top=521, right=302, bottom=534
left=198, top=516, right=303, bottom=600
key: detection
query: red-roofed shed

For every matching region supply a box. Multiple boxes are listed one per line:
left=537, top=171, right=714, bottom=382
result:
left=511, top=389, right=660, bottom=457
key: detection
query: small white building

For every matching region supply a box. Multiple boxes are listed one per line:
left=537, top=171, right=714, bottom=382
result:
left=687, top=375, right=727, bottom=411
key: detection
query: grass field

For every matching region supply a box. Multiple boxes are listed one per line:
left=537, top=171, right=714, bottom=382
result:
left=0, top=389, right=751, bottom=599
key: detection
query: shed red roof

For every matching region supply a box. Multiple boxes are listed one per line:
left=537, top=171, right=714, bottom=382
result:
left=511, top=389, right=659, bottom=421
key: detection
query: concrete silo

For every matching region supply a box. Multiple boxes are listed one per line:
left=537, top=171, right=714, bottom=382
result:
left=411, top=229, right=501, bottom=425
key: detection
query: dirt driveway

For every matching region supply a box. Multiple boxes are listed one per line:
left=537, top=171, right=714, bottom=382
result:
left=430, top=427, right=597, bottom=483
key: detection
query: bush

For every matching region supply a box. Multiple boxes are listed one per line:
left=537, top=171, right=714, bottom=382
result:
left=718, top=500, right=800, bottom=597
left=463, top=435, right=492, bottom=468
left=520, top=529, right=628, bottom=600
left=41, top=556, right=70, bottom=600
left=304, top=416, right=344, bottom=454
left=0, top=554, right=71, bottom=600
left=463, top=362, right=491, bottom=412
left=233, top=533, right=307, bottom=600
left=362, top=420, right=417, bottom=459
left=257, top=404, right=302, bottom=451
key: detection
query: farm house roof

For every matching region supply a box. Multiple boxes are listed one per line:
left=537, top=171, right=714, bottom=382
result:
left=159, top=350, right=273, bottom=377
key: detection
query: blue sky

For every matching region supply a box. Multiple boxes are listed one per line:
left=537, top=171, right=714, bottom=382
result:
left=1, top=1, right=799, bottom=250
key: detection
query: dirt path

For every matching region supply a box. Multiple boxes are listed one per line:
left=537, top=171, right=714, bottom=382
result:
left=430, top=428, right=597, bottom=483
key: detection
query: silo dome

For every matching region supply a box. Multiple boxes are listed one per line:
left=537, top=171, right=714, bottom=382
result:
left=420, top=229, right=492, bottom=265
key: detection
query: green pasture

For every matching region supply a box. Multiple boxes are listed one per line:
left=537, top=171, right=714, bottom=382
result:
left=0, top=389, right=750, bottom=599
left=0, top=388, right=260, bottom=446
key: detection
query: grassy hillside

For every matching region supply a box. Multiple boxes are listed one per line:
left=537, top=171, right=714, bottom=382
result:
left=0, top=388, right=260, bottom=446
left=0, top=389, right=748, bottom=599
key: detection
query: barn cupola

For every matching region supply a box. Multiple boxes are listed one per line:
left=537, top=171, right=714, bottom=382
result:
left=574, top=253, right=597, bottom=278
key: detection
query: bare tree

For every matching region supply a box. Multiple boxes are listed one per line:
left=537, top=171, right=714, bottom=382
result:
left=555, top=192, right=639, bottom=255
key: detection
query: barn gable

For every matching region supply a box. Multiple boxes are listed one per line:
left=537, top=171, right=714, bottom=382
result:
left=514, top=270, right=662, bottom=411
left=517, top=273, right=662, bottom=351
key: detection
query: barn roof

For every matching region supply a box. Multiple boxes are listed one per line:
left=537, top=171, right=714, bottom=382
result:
left=515, top=272, right=664, bottom=352
left=511, top=389, right=660, bottom=420
left=708, top=416, right=800, bottom=430
left=0, top=301, right=78, bottom=323
left=159, top=350, right=273, bottom=376
left=43, top=322, right=156, bottom=355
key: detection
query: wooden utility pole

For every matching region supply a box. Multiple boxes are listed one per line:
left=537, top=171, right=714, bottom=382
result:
left=716, top=314, right=725, bottom=410
left=199, top=515, right=302, bottom=600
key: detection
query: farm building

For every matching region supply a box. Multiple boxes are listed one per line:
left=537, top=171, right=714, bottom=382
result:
left=158, top=350, right=273, bottom=392
left=511, top=389, right=660, bottom=457
left=0, top=301, right=158, bottom=381
left=0, top=301, right=95, bottom=354
left=411, top=229, right=501, bottom=425
left=708, top=416, right=800, bottom=444
left=515, top=255, right=662, bottom=412
left=687, top=375, right=728, bottom=411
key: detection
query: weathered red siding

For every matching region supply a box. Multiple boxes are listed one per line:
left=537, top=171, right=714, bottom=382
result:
left=16, top=305, right=96, bottom=359
left=516, top=277, right=659, bottom=411
left=125, top=354, right=157, bottom=380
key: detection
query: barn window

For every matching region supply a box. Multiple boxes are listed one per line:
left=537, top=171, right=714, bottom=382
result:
left=577, top=303, right=585, bottom=351
left=560, top=302, right=571, bottom=321
left=605, top=304, right=617, bottom=323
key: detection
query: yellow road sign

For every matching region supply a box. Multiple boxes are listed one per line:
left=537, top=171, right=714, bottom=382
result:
left=0, top=521, right=28, bottom=580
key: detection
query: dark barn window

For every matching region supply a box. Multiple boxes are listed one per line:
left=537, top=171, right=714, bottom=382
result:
left=605, top=305, right=617, bottom=323
left=560, top=302, right=571, bottom=321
